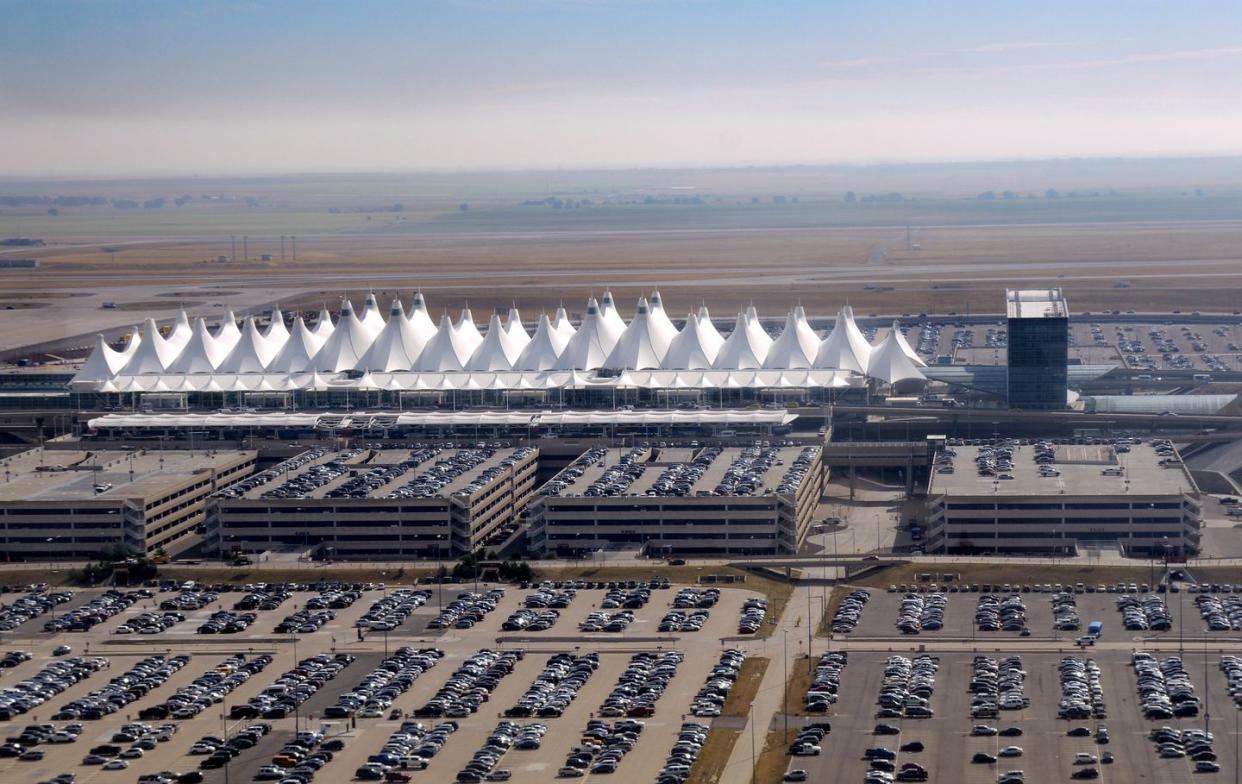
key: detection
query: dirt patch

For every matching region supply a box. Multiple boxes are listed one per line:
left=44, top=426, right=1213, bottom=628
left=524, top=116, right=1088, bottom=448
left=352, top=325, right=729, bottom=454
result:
left=0, top=301, right=51, bottom=310
left=112, top=300, right=205, bottom=311
left=158, top=290, right=240, bottom=297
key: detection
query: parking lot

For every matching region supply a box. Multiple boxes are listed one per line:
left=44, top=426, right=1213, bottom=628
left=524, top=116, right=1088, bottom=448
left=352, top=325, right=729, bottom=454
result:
left=0, top=578, right=767, bottom=784
left=787, top=647, right=1239, bottom=784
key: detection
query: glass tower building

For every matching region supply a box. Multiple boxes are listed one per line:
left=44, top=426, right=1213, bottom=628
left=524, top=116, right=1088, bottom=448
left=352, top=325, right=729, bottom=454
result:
left=1006, top=289, right=1068, bottom=409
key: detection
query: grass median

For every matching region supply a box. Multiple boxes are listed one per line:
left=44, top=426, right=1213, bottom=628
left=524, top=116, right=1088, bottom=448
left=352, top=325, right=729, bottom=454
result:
left=687, top=657, right=770, bottom=784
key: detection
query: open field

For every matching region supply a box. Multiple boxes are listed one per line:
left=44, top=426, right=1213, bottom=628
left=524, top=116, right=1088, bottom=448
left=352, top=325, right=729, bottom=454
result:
left=3, top=165, right=1242, bottom=352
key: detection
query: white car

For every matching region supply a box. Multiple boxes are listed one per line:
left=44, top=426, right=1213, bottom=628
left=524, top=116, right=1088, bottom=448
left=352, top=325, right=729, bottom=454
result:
left=999, top=746, right=1023, bottom=757
left=102, top=759, right=130, bottom=770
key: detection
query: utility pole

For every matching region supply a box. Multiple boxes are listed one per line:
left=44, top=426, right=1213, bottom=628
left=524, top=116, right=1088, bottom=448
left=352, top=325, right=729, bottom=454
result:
left=230, top=235, right=236, bottom=263
left=292, top=235, right=297, bottom=261
left=280, top=235, right=286, bottom=262
left=242, top=235, right=248, bottom=262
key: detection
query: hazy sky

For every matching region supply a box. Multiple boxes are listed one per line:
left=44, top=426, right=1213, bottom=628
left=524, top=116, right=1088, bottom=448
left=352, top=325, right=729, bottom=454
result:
left=3, top=0, right=1242, bottom=174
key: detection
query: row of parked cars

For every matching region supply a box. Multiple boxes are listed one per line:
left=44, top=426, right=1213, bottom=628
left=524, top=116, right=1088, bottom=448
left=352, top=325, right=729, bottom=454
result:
left=524, top=588, right=575, bottom=609
left=502, top=608, right=560, bottom=631
left=600, top=586, right=652, bottom=609
left=228, top=653, right=355, bottom=720
left=158, top=588, right=218, bottom=612
left=599, top=651, right=682, bottom=718
left=216, top=446, right=330, bottom=499
left=355, top=720, right=460, bottom=780
left=804, top=651, right=847, bottom=713
left=196, top=610, right=257, bottom=634
left=141, top=653, right=271, bottom=720
left=452, top=721, right=530, bottom=782
left=55, top=655, right=188, bottom=721
left=328, top=448, right=439, bottom=499
left=738, top=597, right=768, bottom=634
left=969, top=655, right=1027, bottom=718
left=1196, top=594, right=1242, bottom=631
left=976, top=594, right=1028, bottom=633
left=324, top=647, right=442, bottom=719
left=414, top=649, right=523, bottom=718
left=539, top=446, right=642, bottom=497
left=776, top=447, right=820, bottom=494
left=1118, top=594, right=1172, bottom=630
left=1148, top=726, right=1219, bottom=771
left=689, top=649, right=744, bottom=717
left=357, top=589, right=430, bottom=632
left=79, top=722, right=183, bottom=771
left=0, top=656, right=107, bottom=720
left=505, top=653, right=597, bottom=718
left=0, top=721, right=85, bottom=760
left=1058, top=656, right=1107, bottom=720
left=896, top=592, right=945, bottom=634
left=44, top=590, right=134, bottom=633
left=831, top=590, right=871, bottom=634
left=579, top=611, right=634, bottom=633
left=655, top=721, right=711, bottom=784
left=234, top=585, right=292, bottom=611
left=647, top=447, right=718, bottom=497
left=246, top=726, right=340, bottom=784
left=1051, top=591, right=1081, bottom=631
left=116, top=611, right=185, bottom=636
left=1133, top=651, right=1200, bottom=719
left=555, top=718, right=645, bottom=778
left=672, top=587, right=719, bottom=608
left=387, top=448, right=498, bottom=499
left=875, top=655, right=938, bottom=720
left=428, top=589, right=506, bottom=630
left=659, top=610, right=709, bottom=633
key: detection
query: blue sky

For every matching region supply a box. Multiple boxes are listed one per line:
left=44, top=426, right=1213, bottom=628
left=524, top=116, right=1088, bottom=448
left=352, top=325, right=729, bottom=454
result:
left=2, top=0, right=1241, bottom=173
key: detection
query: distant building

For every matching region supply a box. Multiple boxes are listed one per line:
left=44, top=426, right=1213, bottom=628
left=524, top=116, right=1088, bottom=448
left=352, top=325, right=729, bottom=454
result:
left=1006, top=288, right=1068, bottom=409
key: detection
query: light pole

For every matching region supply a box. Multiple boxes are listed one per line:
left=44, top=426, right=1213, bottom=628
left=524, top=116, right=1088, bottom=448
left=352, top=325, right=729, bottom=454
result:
left=782, top=630, right=789, bottom=743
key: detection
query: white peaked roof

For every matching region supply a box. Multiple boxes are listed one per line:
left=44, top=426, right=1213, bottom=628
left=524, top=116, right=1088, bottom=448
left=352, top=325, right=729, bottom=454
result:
left=663, top=313, right=721, bottom=369
left=514, top=314, right=570, bottom=371
left=714, top=311, right=772, bottom=369
left=166, top=311, right=193, bottom=350
left=359, top=292, right=386, bottom=338
left=213, top=312, right=241, bottom=353
left=310, top=300, right=375, bottom=372
left=814, top=306, right=872, bottom=374
left=166, top=318, right=229, bottom=373
left=120, top=328, right=142, bottom=358
left=867, top=326, right=927, bottom=384
left=598, top=290, right=628, bottom=334
left=412, top=314, right=474, bottom=372
left=405, top=292, right=437, bottom=343
left=556, top=297, right=623, bottom=370
left=467, top=314, right=527, bottom=371
left=604, top=298, right=675, bottom=370
left=551, top=306, right=576, bottom=341
left=357, top=300, right=429, bottom=372
left=267, top=315, right=326, bottom=373
left=216, top=317, right=279, bottom=373
left=263, top=308, right=290, bottom=345
left=889, top=321, right=928, bottom=367
left=763, top=311, right=819, bottom=369
left=503, top=307, right=531, bottom=350
left=312, top=308, right=335, bottom=340
left=697, top=306, right=725, bottom=354
left=121, top=319, right=182, bottom=374
left=648, top=290, right=678, bottom=340
left=72, top=334, right=129, bottom=385
left=454, top=308, right=484, bottom=353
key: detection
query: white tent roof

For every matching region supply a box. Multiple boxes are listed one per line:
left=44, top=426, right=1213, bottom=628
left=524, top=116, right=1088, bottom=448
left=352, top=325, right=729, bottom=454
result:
left=555, top=297, right=623, bottom=370
left=412, top=313, right=480, bottom=372
left=467, top=313, right=528, bottom=371
left=598, top=290, right=628, bottom=335
left=309, top=299, right=376, bottom=372
left=889, top=321, right=928, bottom=367
left=405, top=291, right=438, bottom=344
left=165, top=310, right=193, bottom=350
left=263, top=307, right=290, bottom=345
left=604, top=297, right=674, bottom=370
left=648, top=289, right=678, bottom=341
left=551, top=306, right=576, bottom=341
left=762, top=311, right=819, bottom=369
left=266, top=315, right=326, bottom=373
left=216, top=316, right=280, bottom=373
left=697, top=305, right=725, bottom=354
left=120, top=319, right=182, bottom=374
left=662, top=312, right=721, bottom=369
left=513, top=313, right=570, bottom=371
left=455, top=308, right=484, bottom=353
left=814, top=306, right=872, bottom=374
left=311, top=308, right=335, bottom=340
left=503, top=307, right=531, bottom=350
left=166, top=318, right=229, bottom=373
left=119, top=327, right=142, bottom=358
left=213, top=312, right=241, bottom=353
left=359, top=292, right=386, bottom=338
left=357, top=299, right=430, bottom=372
left=714, top=311, right=772, bottom=369
left=71, top=334, right=129, bottom=386
left=866, top=326, right=927, bottom=384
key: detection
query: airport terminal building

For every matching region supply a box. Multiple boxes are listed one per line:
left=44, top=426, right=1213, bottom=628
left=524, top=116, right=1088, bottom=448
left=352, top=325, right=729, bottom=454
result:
left=206, top=445, right=538, bottom=559
left=0, top=447, right=256, bottom=559
left=925, top=441, right=1202, bottom=556
left=529, top=444, right=825, bottom=556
